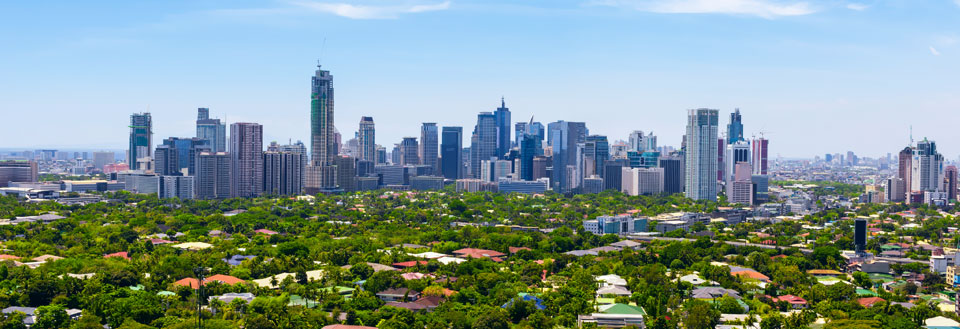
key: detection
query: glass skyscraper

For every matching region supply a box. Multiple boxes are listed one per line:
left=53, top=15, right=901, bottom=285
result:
left=358, top=116, right=376, bottom=162
left=419, top=123, right=439, bottom=172
left=727, top=108, right=744, bottom=144
left=685, top=108, right=719, bottom=201
left=471, top=112, right=497, bottom=178
left=494, top=98, right=511, bottom=159
left=196, top=108, right=226, bottom=153
left=128, top=112, right=152, bottom=170
left=441, top=126, right=463, bottom=180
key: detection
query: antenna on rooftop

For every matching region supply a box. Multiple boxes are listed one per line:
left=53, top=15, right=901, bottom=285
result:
left=318, top=37, right=327, bottom=68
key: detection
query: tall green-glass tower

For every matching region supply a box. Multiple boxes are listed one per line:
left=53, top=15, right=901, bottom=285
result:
left=311, top=64, right=335, bottom=167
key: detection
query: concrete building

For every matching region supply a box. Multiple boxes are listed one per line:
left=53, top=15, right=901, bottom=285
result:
left=684, top=109, right=719, bottom=201
left=752, top=138, right=769, bottom=175
left=358, top=116, right=376, bottom=162
left=582, top=176, right=604, bottom=194
left=263, top=151, right=303, bottom=196
left=93, top=152, right=114, bottom=171
left=582, top=214, right=648, bottom=235
left=0, top=161, right=38, bottom=187
left=119, top=172, right=160, bottom=195
left=410, top=176, right=444, bottom=190
left=230, top=123, right=263, bottom=198
left=659, top=156, right=684, bottom=195
left=196, top=152, right=231, bottom=199
left=161, top=175, right=194, bottom=200
left=441, top=126, right=463, bottom=180
left=310, top=64, right=337, bottom=189
left=622, top=167, right=664, bottom=196
left=456, top=179, right=497, bottom=193
left=334, top=156, right=356, bottom=192
left=400, top=137, right=420, bottom=166
left=419, top=123, right=439, bottom=172
left=128, top=112, right=153, bottom=170
left=196, top=108, right=227, bottom=153
left=498, top=178, right=549, bottom=194
left=727, top=162, right=753, bottom=205
left=495, top=98, right=511, bottom=159
left=470, top=112, right=498, bottom=178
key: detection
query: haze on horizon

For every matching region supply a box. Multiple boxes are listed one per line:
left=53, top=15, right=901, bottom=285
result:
left=1, top=0, right=958, bottom=159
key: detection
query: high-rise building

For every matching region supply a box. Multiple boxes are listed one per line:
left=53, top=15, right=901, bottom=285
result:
left=400, top=137, right=419, bottom=166
left=629, top=131, right=645, bottom=152
left=751, top=138, right=769, bottom=175
left=376, top=145, right=387, bottom=165
left=727, top=162, right=753, bottom=205
left=471, top=112, right=497, bottom=178
left=518, top=131, right=538, bottom=181
left=93, top=152, right=115, bottom=171
left=946, top=165, right=958, bottom=201
left=494, top=98, right=511, bottom=159
left=196, top=108, right=226, bottom=153
left=419, top=123, right=439, bottom=172
left=603, top=159, right=627, bottom=192
left=160, top=175, right=194, bottom=200
left=128, top=112, right=153, bottom=170
left=583, top=135, right=609, bottom=180
left=659, top=156, right=684, bottom=195
left=441, top=126, right=463, bottom=180
left=310, top=64, right=337, bottom=189
left=724, top=141, right=750, bottom=186
left=854, top=218, right=867, bottom=254
left=684, top=108, right=719, bottom=201
left=548, top=121, right=587, bottom=193
left=334, top=156, right=356, bottom=192
left=621, top=167, right=664, bottom=196
left=532, top=156, right=549, bottom=181
left=358, top=117, right=376, bottom=162
left=230, top=123, right=263, bottom=198
left=263, top=151, right=303, bottom=196
left=885, top=177, right=905, bottom=203
left=196, top=152, right=230, bottom=199
left=727, top=109, right=744, bottom=144
left=0, top=161, right=38, bottom=187
left=898, top=146, right=913, bottom=200
left=154, top=137, right=210, bottom=176
left=514, top=122, right=527, bottom=148
left=911, top=138, right=943, bottom=193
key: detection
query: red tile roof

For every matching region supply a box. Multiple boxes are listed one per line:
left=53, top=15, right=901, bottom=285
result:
left=858, top=297, right=885, bottom=308
left=392, top=260, right=429, bottom=268
left=174, top=274, right=245, bottom=289
left=104, top=252, right=129, bottom=260
left=0, top=254, right=21, bottom=260
left=509, top=247, right=532, bottom=254
left=777, top=295, right=807, bottom=304
left=452, top=248, right=505, bottom=259
left=732, top=270, right=770, bottom=282
left=254, top=229, right=278, bottom=235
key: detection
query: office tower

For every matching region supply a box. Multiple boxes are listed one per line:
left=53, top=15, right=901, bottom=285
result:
left=854, top=218, right=867, bottom=254
left=885, top=177, right=905, bottom=202
left=400, top=137, right=419, bottom=166
left=481, top=159, right=512, bottom=182
left=419, top=123, right=439, bottom=172
left=603, top=159, right=628, bottom=191
left=196, top=108, right=227, bottom=153
left=342, top=137, right=359, bottom=158
left=263, top=151, right=303, bottom=196
left=751, top=174, right=769, bottom=204
left=196, top=152, right=230, bottom=199
left=644, top=132, right=657, bottom=152
left=727, top=109, right=744, bottom=144
left=628, top=131, right=645, bottom=152
left=230, top=123, right=263, bottom=198
left=518, top=131, right=538, bottom=181
left=514, top=122, right=527, bottom=148
left=548, top=121, right=587, bottom=193
left=375, top=145, right=387, bottom=165
left=727, top=162, right=753, bottom=205
left=640, top=151, right=660, bottom=169
left=751, top=138, right=769, bottom=175
left=309, top=64, right=337, bottom=189
left=0, top=161, right=38, bottom=187
left=93, top=152, right=114, bottom=171
left=717, top=138, right=725, bottom=181
left=154, top=137, right=210, bottom=176
left=441, top=126, right=463, bottom=180
left=659, top=156, right=684, bottom=195
left=911, top=138, right=943, bottom=193
left=583, top=135, right=609, bottom=180
left=898, top=147, right=912, bottom=199
left=391, top=144, right=401, bottom=165
left=334, top=156, right=356, bottom=192
left=471, top=112, right=498, bottom=178
left=495, top=98, right=511, bottom=159
left=621, top=167, right=664, bottom=196
left=160, top=176, right=194, bottom=200
left=582, top=177, right=603, bottom=194
left=358, top=117, right=376, bottom=162
left=946, top=166, right=958, bottom=201
left=684, top=108, right=719, bottom=201
left=120, top=172, right=160, bottom=195
left=724, top=141, right=750, bottom=185
left=128, top=112, right=153, bottom=170
left=532, top=156, right=549, bottom=180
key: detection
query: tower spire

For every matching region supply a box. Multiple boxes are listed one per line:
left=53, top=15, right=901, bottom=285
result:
left=501, top=96, right=505, bottom=108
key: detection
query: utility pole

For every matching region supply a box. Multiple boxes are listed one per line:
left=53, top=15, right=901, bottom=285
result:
left=195, top=267, right=206, bottom=329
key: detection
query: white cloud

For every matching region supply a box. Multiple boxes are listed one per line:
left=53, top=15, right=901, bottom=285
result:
left=845, top=3, right=868, bottom=11
left=291, top=1, right=451, bottom=19
left=955, top=0, right=960, bottom=7
left=930, top=46, right=941, bottom=56
left=588, top=0, right=816, bottom=19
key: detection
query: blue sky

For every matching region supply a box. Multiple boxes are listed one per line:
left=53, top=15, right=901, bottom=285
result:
left=1, top=0, right=959, bottom=159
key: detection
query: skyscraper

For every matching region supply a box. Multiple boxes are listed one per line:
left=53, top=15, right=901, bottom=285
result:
left=911, top=138, right=943, bottom=193
left=196, top=152, right=230, bottom=199
left=946, top=165, right=958, bottom=201
left=898, top=146, right=913, bottom=200
left=230, top=123, right=263, bottom=198
left=494, top=98, right=511, bottom=159
left=583, top=135, right=609, bottom=179
left=751, top=138, right=769, bottom=175
left=154, top=137, right=210, bottom=176
left=311, top=64, right=335, bottom=166
left=400, top=137, right=420, bottom=166
left=441, top=126, right=463, bottom=180
left=629, top=131, right=646, bottom=152
left=548, top=121, right=587, bottom=193
left=684, top=108, right=719, bottom=201
left=0, top=161, right=38, bottom=187
left=419, top=123, right=439, bottom=172
left=263, top=151, right=303, bottom=196
left=727, top=109, right=744, bottom=144
left=128, top=112, right=152, bottom=170
left=196, top=108, right=226, bottom=153
left=471, top=112, right=497, bottom=178
left=658, top=156, right=684, bottom=195
left=724, top=141, right=750, bottom=186
left=334, top=155, right=356, bottom=192
left=93, top=152, right=114, bottom=171
left=518, top=130, right=538, bottom=181
left=358, top=117, right=376, bottom=162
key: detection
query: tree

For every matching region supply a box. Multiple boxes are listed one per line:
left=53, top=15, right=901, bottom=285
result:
left=472, top=309, right=510, bottom=329
left=683, top=299, right=719, bottom=329
left=851, top=271, right=872, bottom=288
left=760, top=313, right=783, bottom=329
left=717, top=296, right=744, bottom=314
left=350, top=263, right=374, bottom=280
left=33, top=305, right=69, bottom=329
left=245, top=315, right=278, bottom=329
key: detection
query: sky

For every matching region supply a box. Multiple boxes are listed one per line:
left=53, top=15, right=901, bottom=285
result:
left=1, top=0, right=959, bottom=159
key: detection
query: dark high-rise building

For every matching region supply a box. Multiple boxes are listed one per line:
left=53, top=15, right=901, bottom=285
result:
left=128, top=112, right=153, bottom=170
left=311, top=64, right=335, bottom=166
left=532, top=156, right=549, bottom=180
left=419, top=123, right=439, bottom=172
left=263, top=151, right=303, bottom=196
left=471, top=112, right=497, bottom=178
left=854, top=218, right=867, bottom=254
left=230, top=123, right=263, bottom=198
left=946, top=165, right=958, bottom=201
left=196, top=152, right=230, bottom=199
left=603, top=159, right=628, bottom=191
left=0, top=160, right=38, bottom=187
left=584, top=135, right=609, bottom=179
left=196, top=108, right=226, bottom=153
left=519, top=132, right=538, bottom=181
left=441, top=126, right=463, bottom=180
left=494, top=98, right=511, bottom=159
left=358, top=117, right=376, bottom=162
left=898, top=146, right=913, bottom=200
left=727, top=109, right=744, bottom=144
left=548, top=121, right=587, bottom=193
left=154, top=137, right=210, bottom=176
left=400, top=137, right=419, bottom=166
left=334, top=156, right=356, bottom=192
left=659, top=156, right=684, bottom=195
left=684, top=109, right=719, bottom=201
left=376, top=146, right=387, bottom=165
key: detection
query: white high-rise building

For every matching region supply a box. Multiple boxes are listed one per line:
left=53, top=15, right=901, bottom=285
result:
left=724, top=141, right=751, bottom=186
left=684, top=109, right=719, bottom=201
left=621, top=167, right=664, bottom=196
left=727, top=162, right=753, bottom=205
left=911, top=139, right=943, bottom=193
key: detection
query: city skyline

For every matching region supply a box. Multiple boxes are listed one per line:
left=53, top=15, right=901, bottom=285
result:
left=2, top=1, right=960, bottom=157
